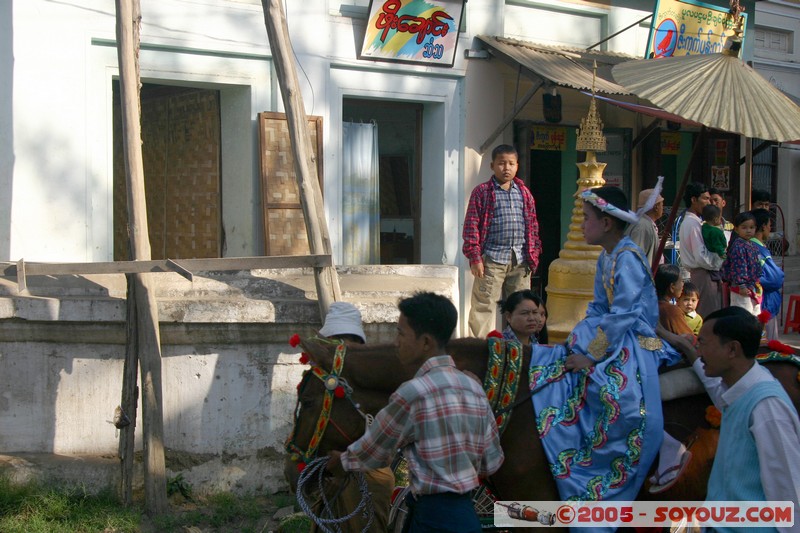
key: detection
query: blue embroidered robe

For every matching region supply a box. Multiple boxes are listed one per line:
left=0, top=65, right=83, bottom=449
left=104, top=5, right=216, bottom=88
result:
left=530, top=237, right=678, bottom=506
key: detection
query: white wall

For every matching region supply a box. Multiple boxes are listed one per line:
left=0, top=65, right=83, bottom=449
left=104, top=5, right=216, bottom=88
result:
left=754, top=0, right=800, bottom=254
left=9, top=0, right=273, bottom=262
left=0, top=265, right=459, bottom=494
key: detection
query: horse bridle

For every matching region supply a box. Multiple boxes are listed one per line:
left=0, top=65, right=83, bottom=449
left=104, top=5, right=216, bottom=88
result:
left=285, top=342, right=374, bottom=468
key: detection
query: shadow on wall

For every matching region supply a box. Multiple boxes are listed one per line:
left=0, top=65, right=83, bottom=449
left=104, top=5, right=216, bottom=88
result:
left=0, top=265, right=455, bottom=493
left=0, top=270, right=337, bottom=494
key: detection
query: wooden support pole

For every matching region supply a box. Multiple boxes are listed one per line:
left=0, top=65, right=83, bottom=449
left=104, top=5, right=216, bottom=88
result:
left=118, top=274, right=139, bottom=506
left=261, top=0, right=341, bottom=319
left=114, top=0, right=167, bottom=515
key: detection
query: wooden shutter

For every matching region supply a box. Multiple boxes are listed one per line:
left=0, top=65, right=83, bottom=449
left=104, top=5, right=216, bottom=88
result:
left=258, top=112, right=323, bottom=256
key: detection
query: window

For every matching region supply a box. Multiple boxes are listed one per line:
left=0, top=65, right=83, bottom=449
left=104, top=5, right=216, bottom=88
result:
left=754, top=27, right=792, bottom=54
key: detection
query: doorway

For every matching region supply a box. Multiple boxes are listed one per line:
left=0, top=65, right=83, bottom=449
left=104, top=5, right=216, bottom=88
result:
left=342, top=99, right=422, bottom=264
left=528, top=149, right=562, bottom=298
left=112, top=83, right=222, bottom=260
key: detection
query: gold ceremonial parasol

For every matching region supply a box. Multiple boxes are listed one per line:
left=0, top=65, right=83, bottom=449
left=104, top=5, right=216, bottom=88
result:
left=611, top=5, right=800, bottom=143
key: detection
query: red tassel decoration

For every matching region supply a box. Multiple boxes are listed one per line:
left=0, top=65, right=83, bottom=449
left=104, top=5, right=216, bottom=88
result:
left=334, top=386, right=345, bottom=398
left=289, top=334, right=301, bottom=347
left=767, top=339, right=794, bottom=355
left=487, top=330, right=503, bottom=339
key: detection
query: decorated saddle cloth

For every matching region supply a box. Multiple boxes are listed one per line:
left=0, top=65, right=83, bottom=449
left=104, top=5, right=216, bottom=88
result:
left=482, top=334, right=524, bottom=435
left=529, top=238, right=679, bottom=505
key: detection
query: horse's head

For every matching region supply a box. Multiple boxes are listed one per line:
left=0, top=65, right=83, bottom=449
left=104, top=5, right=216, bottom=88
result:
left=283, top=339, right=411, bottom=491
left=300, top=337, right=336, bottom=370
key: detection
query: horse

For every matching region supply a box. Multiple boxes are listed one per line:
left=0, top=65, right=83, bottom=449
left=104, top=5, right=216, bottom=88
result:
left=283, top=337, right=800, bottom=524
left=284, top=338, right=558, bottom=506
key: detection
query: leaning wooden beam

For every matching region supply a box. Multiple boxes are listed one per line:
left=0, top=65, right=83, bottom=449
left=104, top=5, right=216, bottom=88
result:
left=115, top=0, right=167, bottom=515
left=118, top=274, right=138, bottom=506
left=631, top=117, right=662, bottom=151
left=480, top=79, right=543, bottom=153
left=261, top=0, right=341, bottom=319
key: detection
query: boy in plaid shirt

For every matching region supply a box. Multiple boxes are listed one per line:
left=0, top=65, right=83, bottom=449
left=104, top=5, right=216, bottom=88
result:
left=462, top=144, right=541, bottom=337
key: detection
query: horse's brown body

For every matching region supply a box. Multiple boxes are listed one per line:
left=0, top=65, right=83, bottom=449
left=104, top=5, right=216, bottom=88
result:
left=286, top=338, right=800, bottom=507
left=285, top=338, right=557, bottom=503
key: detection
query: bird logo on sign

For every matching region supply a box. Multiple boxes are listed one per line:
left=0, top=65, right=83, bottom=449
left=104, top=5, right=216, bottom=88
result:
left=653, top=19, right=678, bottom=58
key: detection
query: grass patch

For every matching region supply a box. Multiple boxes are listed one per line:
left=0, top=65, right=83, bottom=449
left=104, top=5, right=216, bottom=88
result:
left=0, top=476, right=140, bottom=533
left=0, top=475, right=303, bottom=533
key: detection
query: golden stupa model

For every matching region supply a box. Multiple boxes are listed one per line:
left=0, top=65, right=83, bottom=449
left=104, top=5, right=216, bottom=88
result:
left=545, top=62, right=608, bottom=344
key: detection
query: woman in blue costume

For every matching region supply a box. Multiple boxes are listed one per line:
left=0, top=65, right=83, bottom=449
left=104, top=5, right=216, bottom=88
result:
left=530, top=185, right=683, bottom=509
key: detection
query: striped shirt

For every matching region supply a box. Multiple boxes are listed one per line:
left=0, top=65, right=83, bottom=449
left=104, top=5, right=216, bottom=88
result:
left=340, top=355, right=504, bottom=495
left=462, top=176, right=541, bottom=270
left=484, top=180, right=525, bottom=264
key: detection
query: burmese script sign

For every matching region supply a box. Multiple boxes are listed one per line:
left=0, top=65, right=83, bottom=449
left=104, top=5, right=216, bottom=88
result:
left=360, top=0, right=464, bottom=67
left=646, top=0, right=747, bottom=58
left=530, top=126, right=566, bottom=151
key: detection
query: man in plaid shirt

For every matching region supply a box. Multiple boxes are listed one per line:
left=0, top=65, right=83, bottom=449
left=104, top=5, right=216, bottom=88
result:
left=463, top=144, right=541, bottom=337
left=327, top=292, right=503, bottom=532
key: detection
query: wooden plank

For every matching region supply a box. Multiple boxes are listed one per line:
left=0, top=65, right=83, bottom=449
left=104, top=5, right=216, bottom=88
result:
left=0, top=254, right=332, bottom=278
left=165, top=259, right=193, bottom=282
left=262, top=0, right=341, bottom=318
left=16, top=259, right=27, bottom=294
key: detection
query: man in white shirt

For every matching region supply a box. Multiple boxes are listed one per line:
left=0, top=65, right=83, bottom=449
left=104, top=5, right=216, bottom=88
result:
left=678, top=182, right=724, bottom=317
left=690, top=306, right=800, bottom=533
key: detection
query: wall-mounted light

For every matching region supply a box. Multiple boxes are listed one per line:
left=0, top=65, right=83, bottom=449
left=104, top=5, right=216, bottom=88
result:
left=543, top=86, right=562, bottom=123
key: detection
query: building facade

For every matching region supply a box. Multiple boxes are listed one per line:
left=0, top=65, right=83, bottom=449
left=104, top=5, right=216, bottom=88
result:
left=4, top=0, right=749, bottom=331
left=5, top=0, right=798, bottom=494
left=753, top=0, right=800, bottom=255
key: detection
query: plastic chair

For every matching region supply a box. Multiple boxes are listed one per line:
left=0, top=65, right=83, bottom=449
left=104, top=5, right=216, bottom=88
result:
left=783, top=294, right=800, bottom=334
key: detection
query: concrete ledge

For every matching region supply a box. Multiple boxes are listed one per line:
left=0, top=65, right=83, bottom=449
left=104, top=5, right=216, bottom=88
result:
left=0, top=453, right=132, bottom=495
left=0, top=265, right=459, bottom=327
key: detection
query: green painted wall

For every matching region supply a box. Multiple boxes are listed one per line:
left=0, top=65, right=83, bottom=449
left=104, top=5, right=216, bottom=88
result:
left=559, top=128, right=578, bottom=249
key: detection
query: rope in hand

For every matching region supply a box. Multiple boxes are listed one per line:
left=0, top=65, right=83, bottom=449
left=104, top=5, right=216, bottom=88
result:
left=296, top=456, right=374, bottom=533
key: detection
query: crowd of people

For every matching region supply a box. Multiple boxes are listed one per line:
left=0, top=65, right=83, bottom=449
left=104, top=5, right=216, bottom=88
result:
left=297, top=145, right=799, bottom=532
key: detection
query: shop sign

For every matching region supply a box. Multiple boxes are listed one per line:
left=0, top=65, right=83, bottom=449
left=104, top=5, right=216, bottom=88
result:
left=661, top=132, right=682, bottom=154
left=360, top=0, right=464, bottom=67
left=646, top=0, right=747, bottom=58
left=531, top=126, right=566, bottom=151
left=712, top=165, right=730, bottom=191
